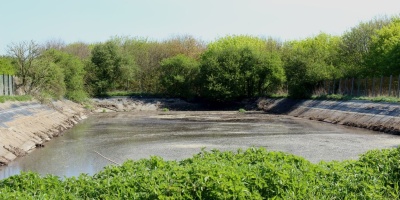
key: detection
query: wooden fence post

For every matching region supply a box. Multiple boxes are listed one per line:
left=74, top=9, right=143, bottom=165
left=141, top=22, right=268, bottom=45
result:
left=364, top=79, right=367, bottom=96
left=397, top=74, right=400, bottom=98
left=389, top=75, right=393, bottom=97
left=372, top=77, right=375, bottom=97
left=351, top=78, right=354, bottom=96
left=379, top=76, right=383, bottom=96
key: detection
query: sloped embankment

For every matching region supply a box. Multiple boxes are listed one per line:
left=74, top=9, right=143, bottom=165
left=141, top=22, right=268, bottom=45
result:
left=258, top=98, right=400, bottom=135
left=0, top=100, right=88, bottom=165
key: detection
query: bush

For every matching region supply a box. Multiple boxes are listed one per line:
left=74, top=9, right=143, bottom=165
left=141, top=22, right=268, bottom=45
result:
left=1, top=147, right=399, bottom=199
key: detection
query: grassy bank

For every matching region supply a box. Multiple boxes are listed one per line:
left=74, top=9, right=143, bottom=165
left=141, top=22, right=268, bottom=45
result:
left=0, top=147, right=399, bottom=199
left=0, top=95, right=32, bottom=103
left=310, top=94, right=400, bottom=103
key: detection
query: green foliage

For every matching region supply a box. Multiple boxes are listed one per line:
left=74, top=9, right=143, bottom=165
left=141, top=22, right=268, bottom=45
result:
left=89, top=41, right=136, bottom=95
left=1, top=147, right=399, bottom=199
left=41, top=49, right=88, bottom=102
left=0, top=57, right=15, bottom=75
left=238, top=108, right=246, bottom=113
left=160, top=54, right=200, bottom=98
left=0, top=95, right=32, bottom=103
left=311, top=94, right=400, bottom=103
left=200, top=35, right=286, bottom=101
left=367, top=18, right=400, bottom=76
left=283, top=33, right=341, bottom=98
left=28, top=56, right=66, bottom=100
left=338, top=16, right=391, bottom=77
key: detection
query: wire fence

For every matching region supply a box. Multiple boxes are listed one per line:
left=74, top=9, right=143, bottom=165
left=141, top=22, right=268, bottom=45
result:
left=0, top=75, right=14, bottom=96
left=314, top=75, right=400, bottom=97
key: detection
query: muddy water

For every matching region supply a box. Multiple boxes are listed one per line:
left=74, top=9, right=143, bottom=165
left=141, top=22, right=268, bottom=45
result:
left=1, top=111, right=400, bottom=179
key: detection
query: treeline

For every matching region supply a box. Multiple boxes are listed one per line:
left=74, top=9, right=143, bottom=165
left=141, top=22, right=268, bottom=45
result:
left=1, top=15, right=399, bottom=102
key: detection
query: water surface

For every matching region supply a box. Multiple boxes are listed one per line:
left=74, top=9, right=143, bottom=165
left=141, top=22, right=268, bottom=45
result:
left=1, top=111, right=399, bottom=179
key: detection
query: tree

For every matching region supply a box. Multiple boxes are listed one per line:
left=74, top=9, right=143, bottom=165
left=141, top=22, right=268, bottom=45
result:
left=62, top=42, right=91, bottom=60
left=367, top=17, right=400, bottom=76
left=7, top=41, right=41, bottom=94
left=160, top=54, right=200, bottom=98
left=41, top=39, right=66, bottom=52
left=282, top=33, right=341, bottom=98
left=338, top=16, right=391, bottom=77
left=42, top=49, right=87, bottom=102
left=0, top=57, right=15, bottom=75
left=89, top=41, right=136, bottom=95
left=28, top=57, right=65, bottom=99
left=200, top=35, right=286, bottom=101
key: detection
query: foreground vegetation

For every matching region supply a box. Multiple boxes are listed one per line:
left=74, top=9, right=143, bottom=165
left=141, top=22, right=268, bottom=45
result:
left=0, top=147, right=399, bottom=199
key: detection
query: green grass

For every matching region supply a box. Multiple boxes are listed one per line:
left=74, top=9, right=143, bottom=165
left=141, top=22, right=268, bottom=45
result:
left=0, top=95, right=32, bottom=103
left=0, top=147, right=399, bottom=199
left=310, top=94, right=400, bottom=103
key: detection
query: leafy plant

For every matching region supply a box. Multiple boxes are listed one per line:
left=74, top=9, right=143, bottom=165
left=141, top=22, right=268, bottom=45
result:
left=0, top=147, right=399, bottom=199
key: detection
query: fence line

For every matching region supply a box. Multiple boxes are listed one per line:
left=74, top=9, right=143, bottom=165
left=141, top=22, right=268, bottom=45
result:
left=314, top=75, right=400, bottom=97
left=0, top=75, right=14, bottom=96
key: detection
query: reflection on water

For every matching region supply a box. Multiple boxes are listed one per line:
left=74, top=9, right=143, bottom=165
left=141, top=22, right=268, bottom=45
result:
left=1, top=111, right=400, bottom=179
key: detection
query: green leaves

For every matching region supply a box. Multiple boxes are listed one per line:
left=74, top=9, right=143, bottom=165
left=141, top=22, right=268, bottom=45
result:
left=367, top=18, right=400, bottom=76
left=0, top=57, right=15, bottom=75
left=160, top=54, right=200, bottom=98
left=200, top=36, right=285, bottom=101
left=1, top=147, right=399, bottom=199
left=283, top=33, right=341, bottom=98
left=89, top=41, right=137, bottom=95
left=41, top=49, right=88, bottom=102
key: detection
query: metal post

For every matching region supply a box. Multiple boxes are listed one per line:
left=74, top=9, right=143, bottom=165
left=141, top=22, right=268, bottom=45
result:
left=0, top=75, right=3, bottom=95
left=389, top=75, right=393, bottom=97
left=379, top=76, right=383, bottom=96
left=4, top=75, right=8, bottom=96
left=9, top=75, right=13, bottom=96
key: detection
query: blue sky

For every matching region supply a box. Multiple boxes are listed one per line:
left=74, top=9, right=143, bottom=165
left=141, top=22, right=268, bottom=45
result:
left=1, top=0, right=399, bottom=55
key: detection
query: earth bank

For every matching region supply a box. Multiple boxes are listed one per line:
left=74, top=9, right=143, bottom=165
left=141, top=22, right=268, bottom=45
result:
left=1, top=97, right=400, bottom=166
